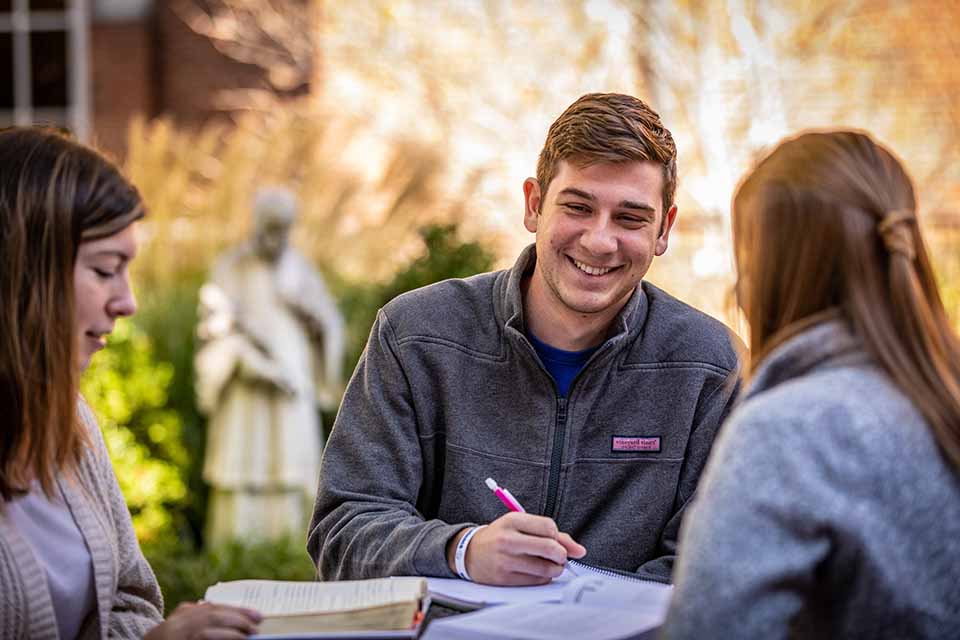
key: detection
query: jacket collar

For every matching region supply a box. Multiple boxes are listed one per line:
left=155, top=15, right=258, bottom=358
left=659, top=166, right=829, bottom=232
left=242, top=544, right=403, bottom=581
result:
left=499, top=244, right=648, bottom=345
left=744, top=311, right=867, bottom=402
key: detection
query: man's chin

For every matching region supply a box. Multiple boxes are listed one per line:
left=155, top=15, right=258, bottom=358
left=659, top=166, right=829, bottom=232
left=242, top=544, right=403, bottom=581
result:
left=559, top=287, right=636, bottom=317
left=562, top=296, right=620, bottom=316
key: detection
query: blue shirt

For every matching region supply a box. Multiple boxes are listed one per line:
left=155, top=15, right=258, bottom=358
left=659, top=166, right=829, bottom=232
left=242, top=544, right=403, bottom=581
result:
left=527, top=332, right=598, bottom=397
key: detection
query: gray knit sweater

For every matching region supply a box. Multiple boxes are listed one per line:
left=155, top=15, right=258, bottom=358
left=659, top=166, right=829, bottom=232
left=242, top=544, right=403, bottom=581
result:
left=0, top=401, right=163, bottom=639
left=661, top=318, right=960, bottom=638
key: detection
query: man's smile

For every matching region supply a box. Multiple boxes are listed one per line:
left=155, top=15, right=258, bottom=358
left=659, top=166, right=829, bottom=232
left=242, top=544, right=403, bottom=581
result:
left=569, top=256, right=622, bottom=277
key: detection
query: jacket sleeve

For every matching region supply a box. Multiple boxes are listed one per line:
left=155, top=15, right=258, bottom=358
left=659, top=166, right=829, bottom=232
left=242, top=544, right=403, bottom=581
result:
left=78, top=402, right=164, bottom=638
left=307, top=309, right=465, bottom=580
left=634, top=370, right=740, bottom=582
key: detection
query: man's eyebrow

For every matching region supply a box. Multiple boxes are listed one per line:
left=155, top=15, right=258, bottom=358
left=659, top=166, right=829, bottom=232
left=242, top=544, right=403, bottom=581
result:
left=557, top=188, right=656, bottom=213
left=618, top=200, right=656, bottom=213
left=556, top=187, right=596, bottom=201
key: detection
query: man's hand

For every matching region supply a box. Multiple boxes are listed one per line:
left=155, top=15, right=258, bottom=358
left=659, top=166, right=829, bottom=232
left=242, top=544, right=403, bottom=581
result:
left=144, top=602, right=262, bottom=640
left=446, top=512, right=587, bottom=586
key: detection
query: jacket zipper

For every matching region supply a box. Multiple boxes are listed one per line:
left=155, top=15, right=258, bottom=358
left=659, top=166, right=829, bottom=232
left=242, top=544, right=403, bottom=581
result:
left=544, top=396, right=567, bottom=517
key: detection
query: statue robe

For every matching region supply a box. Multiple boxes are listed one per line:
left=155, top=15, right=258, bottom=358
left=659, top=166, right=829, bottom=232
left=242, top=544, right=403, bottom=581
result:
left=196, top=245, right=344, bottom=543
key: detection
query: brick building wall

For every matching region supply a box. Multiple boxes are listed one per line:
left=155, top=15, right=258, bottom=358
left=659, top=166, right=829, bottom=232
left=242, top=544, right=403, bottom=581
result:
left=91, top=1, right=268, bottom=159
left=153, top=3, right=266, bottom=129
left=91, top=20, right=153, bottom=159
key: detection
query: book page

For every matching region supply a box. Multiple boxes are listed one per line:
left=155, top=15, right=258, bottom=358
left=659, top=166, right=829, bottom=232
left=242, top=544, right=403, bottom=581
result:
left=204, top=578, right=426, bottom=616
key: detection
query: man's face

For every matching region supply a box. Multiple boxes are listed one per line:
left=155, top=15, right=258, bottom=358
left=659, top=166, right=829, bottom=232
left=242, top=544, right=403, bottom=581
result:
left=254, top=214, right=292, bottom=262
left=523, top=159, right=677, bottom=321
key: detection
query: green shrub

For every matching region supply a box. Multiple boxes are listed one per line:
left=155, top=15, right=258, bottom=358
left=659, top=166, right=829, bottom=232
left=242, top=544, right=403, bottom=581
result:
left=143, top=538, right=316, bottom=612
left=334, top=223, right=497, bottom=370
left=80, top=321, right=188, bottom=544
left=144, top=537, right=317, bottom=612
left=132, top=272, right=211, bottom=546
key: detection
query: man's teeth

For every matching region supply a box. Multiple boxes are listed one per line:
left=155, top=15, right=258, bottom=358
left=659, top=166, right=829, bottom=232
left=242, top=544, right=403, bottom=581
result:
left=573, top=260, right=614, bottom=276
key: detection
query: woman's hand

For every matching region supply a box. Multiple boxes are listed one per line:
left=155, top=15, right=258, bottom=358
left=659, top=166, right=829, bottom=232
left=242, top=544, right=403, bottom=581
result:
left=144, top=601, right=262, bottom=640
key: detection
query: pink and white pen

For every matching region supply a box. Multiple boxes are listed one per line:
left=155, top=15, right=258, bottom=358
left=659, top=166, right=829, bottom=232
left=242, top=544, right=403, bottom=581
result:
left=485, top=477, right=526, bottom=513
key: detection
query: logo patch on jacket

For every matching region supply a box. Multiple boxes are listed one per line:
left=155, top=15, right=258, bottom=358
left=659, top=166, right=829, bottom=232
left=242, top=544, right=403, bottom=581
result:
left=611, top=436, right=661, bottom=453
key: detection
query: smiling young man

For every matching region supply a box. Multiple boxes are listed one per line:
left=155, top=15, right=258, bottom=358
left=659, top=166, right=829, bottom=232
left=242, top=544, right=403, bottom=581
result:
left=309, top=93, right=740, bottom=585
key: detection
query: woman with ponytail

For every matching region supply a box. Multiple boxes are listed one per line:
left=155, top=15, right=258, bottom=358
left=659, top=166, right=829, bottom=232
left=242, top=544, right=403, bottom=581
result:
left=0, top=127, right=261, bottom=639
left=661, top=131, right=960, bottom=638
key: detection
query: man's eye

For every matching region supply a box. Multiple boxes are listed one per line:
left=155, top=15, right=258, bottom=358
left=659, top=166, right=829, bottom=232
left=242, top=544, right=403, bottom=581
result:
left=564, top=204, right=590, bottom=213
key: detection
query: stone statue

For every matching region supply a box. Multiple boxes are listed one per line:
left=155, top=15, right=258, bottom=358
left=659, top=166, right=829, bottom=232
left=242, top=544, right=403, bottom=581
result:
left=195, top=187, right=344, bottom=545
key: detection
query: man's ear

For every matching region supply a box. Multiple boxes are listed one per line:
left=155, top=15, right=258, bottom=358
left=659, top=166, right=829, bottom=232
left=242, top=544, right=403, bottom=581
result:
left=655, top=204, right=679, bottom=256
left=523, top=178, right=541, bottom=233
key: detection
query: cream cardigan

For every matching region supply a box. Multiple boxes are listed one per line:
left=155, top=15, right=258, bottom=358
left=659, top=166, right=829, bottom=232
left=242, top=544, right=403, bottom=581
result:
left=0, top=401, right=163, bottom=639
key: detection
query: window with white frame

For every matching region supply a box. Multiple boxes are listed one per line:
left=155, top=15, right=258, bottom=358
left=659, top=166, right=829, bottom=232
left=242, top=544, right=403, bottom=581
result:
left=0, top=0, right=89, bottom=139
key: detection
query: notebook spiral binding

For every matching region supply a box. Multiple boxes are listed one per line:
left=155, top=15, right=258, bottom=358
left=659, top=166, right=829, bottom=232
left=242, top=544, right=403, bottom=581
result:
left=567, top=559, right=669, bottom=585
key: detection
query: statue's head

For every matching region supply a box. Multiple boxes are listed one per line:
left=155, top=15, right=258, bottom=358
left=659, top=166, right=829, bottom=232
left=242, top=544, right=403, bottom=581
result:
left=252, top=187, right=297, bottom=263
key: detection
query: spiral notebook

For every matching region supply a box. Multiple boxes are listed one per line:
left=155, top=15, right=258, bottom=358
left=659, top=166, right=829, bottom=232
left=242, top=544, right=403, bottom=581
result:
left=425, top=559, right=668, bottom=610
left=422, top=561, right=671, bottom=640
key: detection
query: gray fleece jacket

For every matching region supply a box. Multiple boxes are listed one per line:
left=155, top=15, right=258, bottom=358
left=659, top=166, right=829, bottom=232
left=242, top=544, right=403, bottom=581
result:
left=308, top=245, right=739, bottom=583
left=662, top=317, right=960, bottom=639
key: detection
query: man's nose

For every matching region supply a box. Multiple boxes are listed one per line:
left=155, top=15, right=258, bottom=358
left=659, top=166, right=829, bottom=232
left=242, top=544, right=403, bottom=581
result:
left=579, top=217, right=618, bottom=255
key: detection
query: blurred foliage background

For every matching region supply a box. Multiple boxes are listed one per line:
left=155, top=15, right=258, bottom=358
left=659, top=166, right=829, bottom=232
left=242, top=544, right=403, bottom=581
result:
left=70, top=0, right=959, bottom=610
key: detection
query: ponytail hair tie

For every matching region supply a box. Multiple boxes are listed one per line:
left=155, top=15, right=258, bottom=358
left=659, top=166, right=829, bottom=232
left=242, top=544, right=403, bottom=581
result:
left=878, top=208, right=916, bottom=261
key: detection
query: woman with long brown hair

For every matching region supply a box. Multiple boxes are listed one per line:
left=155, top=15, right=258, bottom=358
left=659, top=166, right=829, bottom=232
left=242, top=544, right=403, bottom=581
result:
left=661, top=131, right=960, bottom=638
left=0, top=127, right=261, bottom=639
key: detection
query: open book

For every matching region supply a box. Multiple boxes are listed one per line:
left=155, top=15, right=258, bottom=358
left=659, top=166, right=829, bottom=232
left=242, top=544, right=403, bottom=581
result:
left=203, top=577, right=428, bottom=638
left=422, top=561, right=671, bottom=640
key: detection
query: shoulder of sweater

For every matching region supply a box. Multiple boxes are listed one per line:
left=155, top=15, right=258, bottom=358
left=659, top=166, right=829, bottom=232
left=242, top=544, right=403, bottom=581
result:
left=379, top=270, right=504, bottom=346
left=704, top=363, right=960, bottom=539
left=730, top=363, right=928, bottom=459
left=628, top=281, right=742, bottom=373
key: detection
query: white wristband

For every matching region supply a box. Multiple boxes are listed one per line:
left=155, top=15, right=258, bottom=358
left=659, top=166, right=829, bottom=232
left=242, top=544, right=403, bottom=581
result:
left=454, top=525, right=486, bottom=581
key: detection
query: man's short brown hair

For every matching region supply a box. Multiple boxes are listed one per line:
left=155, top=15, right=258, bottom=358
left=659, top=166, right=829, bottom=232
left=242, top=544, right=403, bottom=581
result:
left=536, top=93, right=678, bottom=213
